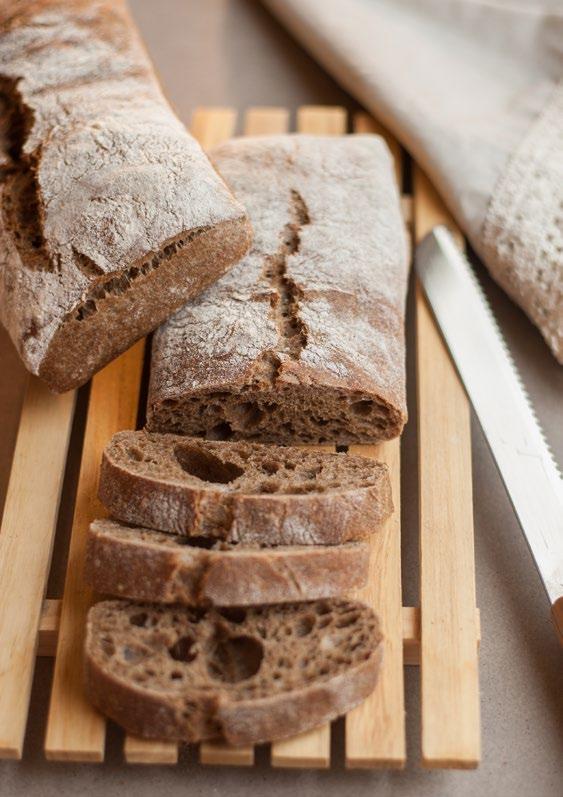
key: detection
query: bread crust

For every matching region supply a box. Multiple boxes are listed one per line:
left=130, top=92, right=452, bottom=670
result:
left=98, top=431, right=393, bottom=544
left=0, top=0, right=251, bottom=391
left=85, top=519, right=371, bottom=606
left=148, top=134, right=409, bottom=443
left=84, top=599, right=383, bottom=745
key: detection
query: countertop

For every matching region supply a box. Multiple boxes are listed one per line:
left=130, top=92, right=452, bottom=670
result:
left=0, top=1, right=562, bottom=795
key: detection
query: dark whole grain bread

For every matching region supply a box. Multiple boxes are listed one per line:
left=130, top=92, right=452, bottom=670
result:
left=148, top=134, right=409, bottom=444
left=85, top=519, right=371, bottom=606
left=99, top=430, right=393, bottom=544
left=85, top=599, right=383, bottom=745
left=0, top=0, right=251, bottom=392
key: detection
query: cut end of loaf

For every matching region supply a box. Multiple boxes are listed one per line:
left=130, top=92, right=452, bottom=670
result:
left=147, top=383, right=405, bottom=445
left=104, top=430, right=387, bottom=495
left=85, top=599, right=383, bottom=745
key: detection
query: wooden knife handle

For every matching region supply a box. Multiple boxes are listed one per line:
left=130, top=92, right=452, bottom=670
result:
left=551, top=596, right=563, bottom=646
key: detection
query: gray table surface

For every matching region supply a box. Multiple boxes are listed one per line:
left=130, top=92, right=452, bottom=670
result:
left=1, top=1, right=562, bottom=795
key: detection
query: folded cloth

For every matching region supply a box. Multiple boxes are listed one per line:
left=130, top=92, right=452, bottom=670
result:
left=263, top=0, right=563, bottom=362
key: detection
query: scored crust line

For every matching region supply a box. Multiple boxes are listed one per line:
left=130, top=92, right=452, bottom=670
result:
left=259, top=188, right=310, bottom=382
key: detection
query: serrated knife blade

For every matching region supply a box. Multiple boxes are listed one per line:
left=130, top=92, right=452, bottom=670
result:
left=416, top=226, right=563, bottom=642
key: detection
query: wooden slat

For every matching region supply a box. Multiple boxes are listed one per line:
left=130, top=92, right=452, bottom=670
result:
left=345, top=441, right=404, bottom=768
left=124, top=735, right=178, bottom=765
left=0, top=380, right=75, bottom=759
left=36, top=598, right=480, bottom=665
left=244, top=106, right=290, bottom=135
left=296, top=105, right=347, bottom=135
left=191, top=107, right=237, bottom=149
left=270, top=106, right=348, bottom=770
left=45, top=342, right=145, bottom=762
left=414, top=166, right=480, bottom=768
left=200, top=742, right=254, bottom=767
left=245, top=106, right=289, bottom=137
left=37, top=599, right=62, bottom=658
left=271, top=726, right=331, bottom=769
left=345, top=112, right=405, bottom=769
left=354, top=112, right=402, bottom=184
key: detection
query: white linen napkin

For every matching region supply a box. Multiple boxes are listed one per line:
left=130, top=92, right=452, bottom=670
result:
left=263, top=0, right=563, bottom=362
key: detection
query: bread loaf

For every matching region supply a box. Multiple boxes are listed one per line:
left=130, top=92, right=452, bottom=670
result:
left=85, top=519, right=371, bottom=606
left=0, top=0, right=251, bottom=391
left=148, top=134, right=409, bottom=443
left=98, top=430, right=393, bottom=544
left=85, top=598, right=383, bottom=745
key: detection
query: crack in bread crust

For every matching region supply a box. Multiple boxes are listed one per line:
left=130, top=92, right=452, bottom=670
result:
left=264, top=188, right=310, bottom=362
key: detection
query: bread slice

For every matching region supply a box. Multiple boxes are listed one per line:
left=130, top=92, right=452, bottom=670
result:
left=86, top=519, right=370, bottom=606
left=0, top=0, right=251, bottom=391
left=85, top=599, right=383, bottom=745
left=99, top=430, right=393, bottom=544
left=148, top=134, right=409, bottom=444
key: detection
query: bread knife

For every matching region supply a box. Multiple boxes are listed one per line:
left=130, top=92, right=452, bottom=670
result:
left=416, top=226, right=563, bottom=643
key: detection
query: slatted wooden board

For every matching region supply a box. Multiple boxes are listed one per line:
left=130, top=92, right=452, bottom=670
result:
left=0, top=106, right=480, bottom=769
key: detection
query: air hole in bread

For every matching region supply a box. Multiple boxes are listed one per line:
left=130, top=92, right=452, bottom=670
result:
left=101, top=636, right=115, bottom=657
left=261, top=459, right=280, bottom=475
left=350, top=400, right=374, bottom=417
left=129, top=612, right=148, bottom=627
left=229, top=401, right=264, bottom=430
left=127, top=446, right=144, bottom=462
left=295, top=614, right=315, bottom=637
left=315, top=602, right=330, bottom=616
left=174, top=444, right=244, bottom=484
left=335, top=611, right=361, bottom=628
left=168, top=634, right=197, bottom=663
left=206, top=422, right=233, bottom=441
left=173, top=535, right=218, bottom=550
left=122, top=646, right=144, bottom=663
left=170, top=670, right=183, bottom=680
left=218, top=607, right=247, bottom=624
left=207, top=635, right=263, bottom=683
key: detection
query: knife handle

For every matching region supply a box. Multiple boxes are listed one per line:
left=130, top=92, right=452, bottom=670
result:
left=552, top=597, right=563, bottom=646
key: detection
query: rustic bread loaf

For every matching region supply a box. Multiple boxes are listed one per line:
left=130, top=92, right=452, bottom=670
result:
left=99, top=430, right=393, bottom=544
left=148, top=134, right=409, bottom=444
left=86, top=519, right=371, bottom=606
left=85, top=598, right=383, bottom=745
left=0, top=0, right=251, bottom=391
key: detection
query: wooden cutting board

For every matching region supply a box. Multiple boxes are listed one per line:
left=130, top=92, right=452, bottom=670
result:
left=0, top=105, right=480, bottom=769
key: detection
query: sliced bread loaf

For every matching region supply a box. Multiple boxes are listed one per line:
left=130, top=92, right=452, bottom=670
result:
left=86, top=519, right=370, bottom=606
left=148, top=134, right=409, bottom=443
left=99, top=430, right=393, bottom=544
left=85, top=599, right=383, bottom=745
